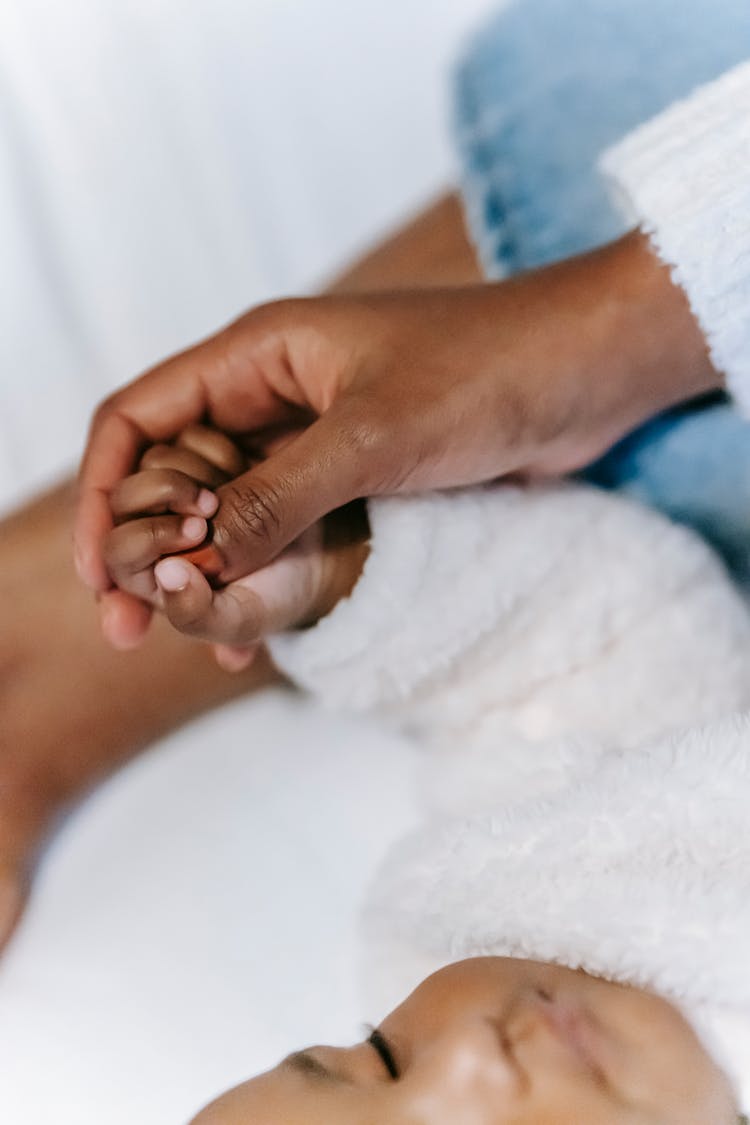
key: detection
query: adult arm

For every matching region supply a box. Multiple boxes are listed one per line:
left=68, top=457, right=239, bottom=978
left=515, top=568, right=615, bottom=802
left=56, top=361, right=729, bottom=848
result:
left=75, top=231, right=718, bottom=647
left=0, top=193, right=476, bottom=947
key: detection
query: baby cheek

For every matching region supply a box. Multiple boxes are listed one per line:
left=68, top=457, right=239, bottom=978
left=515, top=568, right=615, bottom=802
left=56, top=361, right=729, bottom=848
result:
left=400, top=1049, right=520, bottom=1125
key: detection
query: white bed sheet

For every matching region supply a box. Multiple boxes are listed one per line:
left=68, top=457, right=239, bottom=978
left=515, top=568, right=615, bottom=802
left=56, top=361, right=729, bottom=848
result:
left=0, top=1, right=496, bottom=1119
left=0, top=693, right=420, bottom=1122
left=0, top=0, right=496, bottom=510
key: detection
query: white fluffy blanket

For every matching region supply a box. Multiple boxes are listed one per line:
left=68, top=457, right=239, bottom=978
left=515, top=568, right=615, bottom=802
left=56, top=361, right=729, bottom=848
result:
left=270, top=483, right=750, bottom=1104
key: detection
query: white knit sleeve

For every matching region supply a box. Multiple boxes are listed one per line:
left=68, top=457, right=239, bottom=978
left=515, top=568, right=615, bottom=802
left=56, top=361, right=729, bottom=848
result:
left=600, top=61, right=750, bottom=410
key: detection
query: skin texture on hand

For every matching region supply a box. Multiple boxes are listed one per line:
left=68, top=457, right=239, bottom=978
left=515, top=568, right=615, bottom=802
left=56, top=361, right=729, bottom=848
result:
left=101, top=423, right=243, bottom=643
left=104, top=423, right=370, bottom=666
left=75, top=230, right=719, bottom=650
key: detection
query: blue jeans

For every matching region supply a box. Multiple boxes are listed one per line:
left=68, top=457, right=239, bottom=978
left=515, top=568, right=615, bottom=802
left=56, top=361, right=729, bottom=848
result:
left=454, top=0, right=750, bottom=583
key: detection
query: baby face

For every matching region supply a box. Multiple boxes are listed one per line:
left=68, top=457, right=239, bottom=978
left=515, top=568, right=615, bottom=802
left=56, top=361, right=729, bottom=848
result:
left=190, top=957, right=736, bottom=1125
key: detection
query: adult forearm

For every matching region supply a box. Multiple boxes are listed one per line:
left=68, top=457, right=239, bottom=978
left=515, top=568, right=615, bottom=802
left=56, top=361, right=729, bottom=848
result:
left=510, top=229, right=721, bottom=475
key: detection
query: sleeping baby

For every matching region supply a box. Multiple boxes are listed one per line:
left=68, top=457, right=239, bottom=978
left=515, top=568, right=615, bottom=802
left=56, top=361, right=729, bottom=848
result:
left=105, top=426, right=750, bottom=1123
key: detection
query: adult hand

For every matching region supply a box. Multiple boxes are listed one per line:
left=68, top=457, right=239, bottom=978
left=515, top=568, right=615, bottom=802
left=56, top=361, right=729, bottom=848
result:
left=76, top=231, right=718, bottom=648
left=101, top=422, right=369, bottom=666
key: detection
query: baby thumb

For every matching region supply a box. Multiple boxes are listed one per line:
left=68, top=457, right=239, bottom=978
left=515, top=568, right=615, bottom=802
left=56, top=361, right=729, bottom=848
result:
left=209, top=410, right=374, bottom=581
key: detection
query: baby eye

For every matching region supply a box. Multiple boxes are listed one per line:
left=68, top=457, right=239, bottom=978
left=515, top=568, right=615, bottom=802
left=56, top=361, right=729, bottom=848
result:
left=367, top=1027, right=400, bottom=1080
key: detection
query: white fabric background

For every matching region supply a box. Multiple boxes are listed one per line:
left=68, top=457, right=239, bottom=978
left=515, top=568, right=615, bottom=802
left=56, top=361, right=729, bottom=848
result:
left=0, top=0, right=496, bottom=1120
left=0, top=0, right=495, bottom=511
left=0, top=694, right=419, bottom=1122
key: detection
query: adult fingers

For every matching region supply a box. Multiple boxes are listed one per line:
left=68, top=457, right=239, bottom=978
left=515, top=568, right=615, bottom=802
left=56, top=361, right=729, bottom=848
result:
left=208, top=404, right=383, bottom=582
left=75, top=305, right=308, bottom=593
left=98, top=589, right=154, bottom=650
left=75, top=353, right=212, bottom=591
left=110, top=470, right=219, bottom=522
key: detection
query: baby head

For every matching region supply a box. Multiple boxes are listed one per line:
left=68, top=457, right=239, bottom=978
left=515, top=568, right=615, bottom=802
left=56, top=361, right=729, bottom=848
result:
left=190, top=957, right=739, bottom=1124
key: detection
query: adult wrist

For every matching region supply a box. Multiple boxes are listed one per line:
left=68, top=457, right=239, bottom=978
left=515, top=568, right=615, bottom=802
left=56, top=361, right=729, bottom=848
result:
left=609, top=229, right=722, bottom=410
left=485, top=230, right=725, bottom=476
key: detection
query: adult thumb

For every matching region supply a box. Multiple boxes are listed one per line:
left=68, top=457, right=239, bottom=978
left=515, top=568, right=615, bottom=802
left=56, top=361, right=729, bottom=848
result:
left=208, top=408, right=379, bottom=581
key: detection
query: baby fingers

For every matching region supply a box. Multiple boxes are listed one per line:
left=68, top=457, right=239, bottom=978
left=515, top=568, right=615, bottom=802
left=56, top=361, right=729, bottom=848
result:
left=153, top=558, right=266, bottom=647
left=138, top=444, right=231, bottom=489
left=110, top=469, right=218, bottom=522
left=104, top=515, right=208, bottom=601
left=175, top=424, right=248, bottom=478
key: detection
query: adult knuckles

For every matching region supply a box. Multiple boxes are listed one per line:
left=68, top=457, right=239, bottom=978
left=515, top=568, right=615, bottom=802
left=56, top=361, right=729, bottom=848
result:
left=213, top=479, right=285, bottom=560
left=337, top=404, right=388, bottom=452
left=223, top=297, right=311, bottom=358
left=332, top=401, right=398, bottom=492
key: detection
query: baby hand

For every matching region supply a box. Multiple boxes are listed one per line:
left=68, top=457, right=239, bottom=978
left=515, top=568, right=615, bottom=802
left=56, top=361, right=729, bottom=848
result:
left=151, top=499, right=369, bottom=671
left=103, top=424, right=245, bottom=609
left=104, top=426, right=369, bottom=668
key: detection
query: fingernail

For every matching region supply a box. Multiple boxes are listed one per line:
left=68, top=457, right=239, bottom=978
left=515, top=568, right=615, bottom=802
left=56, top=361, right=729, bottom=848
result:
left=197, top=489, right=218, bottom=517
left=182, top=516, right=207, bottom=541
left=156, top=558, right=191, bottom=592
